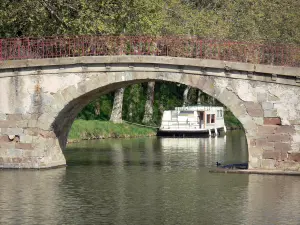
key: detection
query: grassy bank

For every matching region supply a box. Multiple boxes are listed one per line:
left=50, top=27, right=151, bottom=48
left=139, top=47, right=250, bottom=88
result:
left=68, top=120, right=157, bottom=142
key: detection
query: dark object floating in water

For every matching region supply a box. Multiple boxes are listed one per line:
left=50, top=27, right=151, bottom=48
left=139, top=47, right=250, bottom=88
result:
left=216, top=162, right=248, bottom=170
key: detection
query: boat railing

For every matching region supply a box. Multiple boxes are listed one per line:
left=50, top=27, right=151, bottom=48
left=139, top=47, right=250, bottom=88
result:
left=161, top=120, right=222, bottom=130
left=161, top=121, right=202, bottom=129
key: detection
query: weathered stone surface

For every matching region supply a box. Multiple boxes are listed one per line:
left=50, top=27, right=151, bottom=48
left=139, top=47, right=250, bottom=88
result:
left=268, top=94, right=279, bottom=101
left=20, top=135, right=33, bottom=143
left=288, top=153, right=300, bottom=162
left=244, top=102, right=263, bottom=117
left=261, top=159, right=276, bottom=169
left=253, top=117, right=263, bottom=125
left=255, top=138, right=267, bottom=147
left=249, top=147, right=263, bottom=158
left=276, top=125, right=296, bottom=134
left=217, top=89, right=241, bottom=109
left=262, top=142, right=275, bottom=151
left=0, top=114, right=7, bottom=121
left=257, top=93, right=267, bottom=102
left=275, top=142, right=292, bottom=152
left=15, top=143, right=33, bottom=150
left=264, top=109, right=278, bottom=118
left=290, top=119, right=300, bottom=125
left=267, top=134, right=291, bottom=142
left=0, top=142, right=15, bottom=149
left=248, top=157, right=261, bottom=169
left=0, top=135, right=9, bottom=142
left=277, top=161, right=300, bottom=171
left=5, top=128, right=24, bottom=135
left=249, top=138, right=256, bottom=146
left=27, top=120, right=37, bottom=128
left=264, top=117, right=281, bottom=125
left=7, top=114, right=23, bottom=121
left=24, top=128, right=56, bottom=138
left=257, top=126, right=276, bottom=134
left=262, top=102, right=273, bottom=110
left=16, top=120, right=28, bottom=128
left=8, top=149, right=23, bottom=158
left=0, top=120, right=17, bottom=128
left=262, top=150, right=281, bottom=160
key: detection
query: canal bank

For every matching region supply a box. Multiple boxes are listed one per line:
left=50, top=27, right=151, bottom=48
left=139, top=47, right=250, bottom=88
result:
left=68, top=120, right=157, bottom=143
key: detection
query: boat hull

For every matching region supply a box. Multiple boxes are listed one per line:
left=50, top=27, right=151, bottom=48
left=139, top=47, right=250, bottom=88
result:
left=157, top=128, right=223, bottom=137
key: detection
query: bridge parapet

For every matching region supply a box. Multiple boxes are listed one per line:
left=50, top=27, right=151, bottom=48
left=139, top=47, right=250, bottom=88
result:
left=0, top=36, right=299, bottom=67
left=0, top=56, right=299, bottom=87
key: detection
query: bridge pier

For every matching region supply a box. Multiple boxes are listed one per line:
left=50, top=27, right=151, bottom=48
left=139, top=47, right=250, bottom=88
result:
left=0, top=56, right=299, bottom=170
left=0, top=114, right=65, bottom=168
left=248, top=124, right=300, bottom=170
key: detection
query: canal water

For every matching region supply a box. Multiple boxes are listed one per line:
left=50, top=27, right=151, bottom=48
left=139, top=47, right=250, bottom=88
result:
left=1, top=130, right=300, bottom=225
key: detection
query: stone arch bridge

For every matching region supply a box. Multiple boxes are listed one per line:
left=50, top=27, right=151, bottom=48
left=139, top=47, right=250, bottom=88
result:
left=0, top=36, right=300, bottom=170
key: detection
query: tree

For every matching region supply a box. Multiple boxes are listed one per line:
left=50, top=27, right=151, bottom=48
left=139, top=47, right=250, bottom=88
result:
left=197, top=90, right=202, bottom=105
left=110, top=88, right=125, bottom=123
left=182, top=86, right=190, bottom=106
left=142, top=82, right=155, bottom=124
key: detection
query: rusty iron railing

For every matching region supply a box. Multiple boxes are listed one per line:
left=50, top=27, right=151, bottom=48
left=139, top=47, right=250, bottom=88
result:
left=0, top=36, right=299, bottom=67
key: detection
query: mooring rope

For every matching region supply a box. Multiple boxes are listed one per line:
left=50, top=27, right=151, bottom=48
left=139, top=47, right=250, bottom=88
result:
left=123, top=120, right=160, bottom=129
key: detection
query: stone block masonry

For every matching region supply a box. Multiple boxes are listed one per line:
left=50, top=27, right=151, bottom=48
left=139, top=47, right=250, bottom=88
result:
left=0, top=56, right=300, bottom=170
left=0, top=113, right=65, bottom=168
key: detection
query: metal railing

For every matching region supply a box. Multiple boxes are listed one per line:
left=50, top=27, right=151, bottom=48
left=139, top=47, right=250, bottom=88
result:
left=0, top=36, right=299, bottom=67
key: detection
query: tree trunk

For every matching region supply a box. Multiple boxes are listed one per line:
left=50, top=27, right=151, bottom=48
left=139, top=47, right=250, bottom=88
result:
left=94, top=102, right=100, bottom=116
left=210, top=96, right=215, bottom=106
left=142, top=81, right=155, bottom=124
left=110, top=88, right=124, bottom=123
left=183, top=86, right=190, bottom=106
left=128, top=86, right=134, bottom=121
left=197, top=90, right=202, bottom=105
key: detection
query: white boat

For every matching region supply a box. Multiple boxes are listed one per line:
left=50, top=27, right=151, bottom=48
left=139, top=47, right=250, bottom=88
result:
left=158, top=105, right=226, bottom=136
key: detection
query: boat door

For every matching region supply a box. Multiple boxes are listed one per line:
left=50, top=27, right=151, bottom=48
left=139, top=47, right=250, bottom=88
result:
left=197, top=111, right=204, bottom=128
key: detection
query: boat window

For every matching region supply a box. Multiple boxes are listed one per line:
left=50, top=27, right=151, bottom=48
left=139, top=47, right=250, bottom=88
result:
left=217, top=110, right=223, bottom=118
left=211, top=114, right=215, bottom=123
left=206, top=114, right=210, bottom=124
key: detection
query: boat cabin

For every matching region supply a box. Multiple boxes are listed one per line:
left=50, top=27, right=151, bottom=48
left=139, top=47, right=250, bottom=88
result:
left=159, top=105, right=226, bottom=136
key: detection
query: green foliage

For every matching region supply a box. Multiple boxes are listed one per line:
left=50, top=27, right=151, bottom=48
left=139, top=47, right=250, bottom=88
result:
left=224, top=110, right=243, bottom=129
left=0, top=0, right=165, bottom=37
left=122, top=84, right=146, bottom=123
left=2, top=0, right=299, bottom=42
left=151, top=82, right=185, bottom=125
left=77, top=94, right=114, bottom=120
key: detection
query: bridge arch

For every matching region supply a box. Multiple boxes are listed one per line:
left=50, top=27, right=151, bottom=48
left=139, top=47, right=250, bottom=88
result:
left=0, top=56, right=300, bottom=170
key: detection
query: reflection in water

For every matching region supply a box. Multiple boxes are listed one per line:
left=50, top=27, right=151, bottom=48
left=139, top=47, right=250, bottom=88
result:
left=0, top=131, right=300, bottom=225
left=0, top=168, right=66, bottom=225
left=159, top=136, right=227, bottom=168
left=243, top=175, right=300, bottom=225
